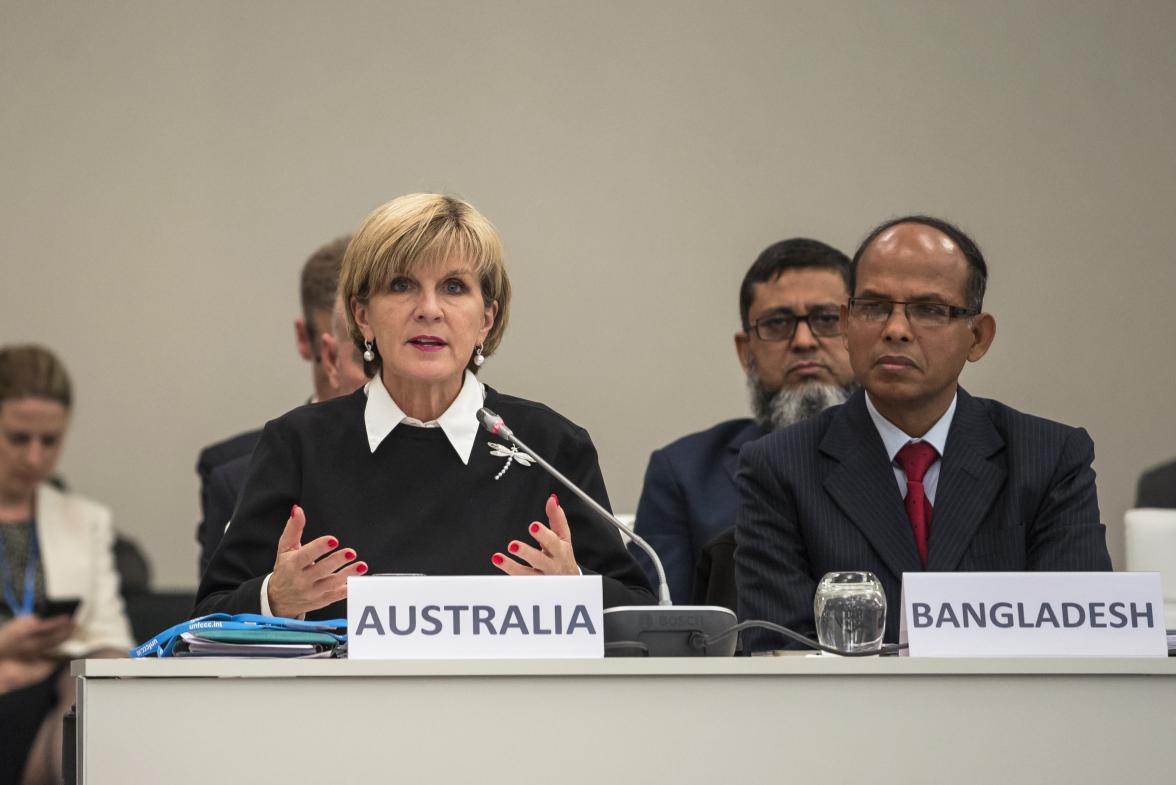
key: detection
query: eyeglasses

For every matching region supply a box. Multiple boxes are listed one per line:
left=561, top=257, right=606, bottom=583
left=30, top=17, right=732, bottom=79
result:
left=749, top=309, right=842, bottom=341
left=847, top=298, right=977, bottom=328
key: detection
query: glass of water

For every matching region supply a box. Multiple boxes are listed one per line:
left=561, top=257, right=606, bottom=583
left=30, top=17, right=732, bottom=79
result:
left=813, top=571, right=886, bottom=654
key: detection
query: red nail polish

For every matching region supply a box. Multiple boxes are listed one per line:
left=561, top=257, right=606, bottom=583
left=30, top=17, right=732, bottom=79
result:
left=327, top=537, right=339, bottom=549
left=344, top=550, right=356, bottom=560
left=550, top=494, right=558, bottom=505
left=356, top=563, right=368, bottom=574
left=508, top=542, right=520, bottom=553
left=492, top=554, right=504, bottom=565
left=290, top=504, right=297, bottom=517
left=529, top=522, right=541, bottom=534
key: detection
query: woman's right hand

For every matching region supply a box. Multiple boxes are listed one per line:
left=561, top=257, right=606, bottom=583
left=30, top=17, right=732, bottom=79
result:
left=267, top=504, right=367, bottom=618
left=0, top=614, right=75, bottom=659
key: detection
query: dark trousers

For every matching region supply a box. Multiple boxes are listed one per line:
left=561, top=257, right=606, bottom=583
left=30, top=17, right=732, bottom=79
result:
left=0, top=665, right=62, bottom=785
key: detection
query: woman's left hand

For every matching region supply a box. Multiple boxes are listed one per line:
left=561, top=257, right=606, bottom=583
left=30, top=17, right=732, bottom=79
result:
left=492, top=494, right=578, bottom=576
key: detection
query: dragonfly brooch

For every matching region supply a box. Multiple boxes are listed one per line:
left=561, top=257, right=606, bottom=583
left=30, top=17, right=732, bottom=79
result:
left=488, top=441, right=535, bottom=480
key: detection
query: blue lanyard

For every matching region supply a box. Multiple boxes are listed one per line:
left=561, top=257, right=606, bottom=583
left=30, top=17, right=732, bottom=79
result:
left=0, top=526, right=39, bottom=617
left=130, top=613, right=348, bottom=657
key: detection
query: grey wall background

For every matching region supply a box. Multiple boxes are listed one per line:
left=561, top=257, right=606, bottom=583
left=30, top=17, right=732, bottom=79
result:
left=2, top=0, right=1173, bottom=589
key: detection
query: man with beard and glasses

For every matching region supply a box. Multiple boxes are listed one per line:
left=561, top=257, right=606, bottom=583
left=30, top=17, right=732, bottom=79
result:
left=631, top=239, right=856, bottom=605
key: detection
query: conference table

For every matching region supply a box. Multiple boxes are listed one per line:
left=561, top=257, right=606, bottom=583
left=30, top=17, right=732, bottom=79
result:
left=73, top=655, right=1173, bottom=784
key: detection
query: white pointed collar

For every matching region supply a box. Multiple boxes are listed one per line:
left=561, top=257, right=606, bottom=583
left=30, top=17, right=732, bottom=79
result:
left=363, top=370, right=485, bottom=464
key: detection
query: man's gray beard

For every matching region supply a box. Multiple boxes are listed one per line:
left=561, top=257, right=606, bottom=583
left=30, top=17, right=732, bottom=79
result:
left=746, top=366, right=855, bottom=432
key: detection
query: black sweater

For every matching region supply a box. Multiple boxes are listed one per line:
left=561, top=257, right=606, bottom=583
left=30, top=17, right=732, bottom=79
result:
left=194, top=386, right=655, bottom=618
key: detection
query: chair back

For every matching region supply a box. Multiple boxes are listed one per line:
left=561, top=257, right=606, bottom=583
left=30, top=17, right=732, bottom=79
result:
left=1124, top=508, right=1176, bottom=628
left=693, top=526, right=737, bottom=613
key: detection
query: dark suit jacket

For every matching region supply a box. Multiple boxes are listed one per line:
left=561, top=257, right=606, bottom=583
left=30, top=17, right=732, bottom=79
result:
left=200, top=454, right=252, bottom=576
left=1137, top=459, right=1176, bottom=508
left=735, top=387, right=1113, bottom=652
left=196, top=429, right=260, bottom=577
left=632, top=419, right=765, bottom=604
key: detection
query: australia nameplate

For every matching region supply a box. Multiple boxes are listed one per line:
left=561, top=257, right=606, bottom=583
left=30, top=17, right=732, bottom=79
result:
left=347, top=575, right=604, bottom=659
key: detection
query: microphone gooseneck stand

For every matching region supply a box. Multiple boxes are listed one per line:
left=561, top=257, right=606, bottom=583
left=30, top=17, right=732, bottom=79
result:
left=477, top=407, right=737, bottom=656
left=476, top=407, right=902, bottom=657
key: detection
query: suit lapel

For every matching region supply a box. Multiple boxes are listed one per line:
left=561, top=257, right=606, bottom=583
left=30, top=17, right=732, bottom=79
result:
left=926, top=389, right=1006, bottom=571
left=722, top=421, right=765, bottom=484
left=821, top=392, right=924, bottom=579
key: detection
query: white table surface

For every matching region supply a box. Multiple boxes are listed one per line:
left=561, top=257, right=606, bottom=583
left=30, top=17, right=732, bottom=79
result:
left=73, top=655, right=1176, bottom=785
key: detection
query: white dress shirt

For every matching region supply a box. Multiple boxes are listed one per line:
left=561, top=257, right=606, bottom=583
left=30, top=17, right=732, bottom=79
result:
left=864, top=391, right=957, bottom=505
left=362, top=369, right=485, bottom=463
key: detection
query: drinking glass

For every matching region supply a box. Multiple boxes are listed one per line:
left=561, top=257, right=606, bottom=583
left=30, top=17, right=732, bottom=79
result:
left=813, top=571, right=886, bottom=654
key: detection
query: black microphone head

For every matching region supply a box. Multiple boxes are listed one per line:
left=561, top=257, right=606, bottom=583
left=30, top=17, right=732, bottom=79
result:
left=476, top=407, right=502, bottom=434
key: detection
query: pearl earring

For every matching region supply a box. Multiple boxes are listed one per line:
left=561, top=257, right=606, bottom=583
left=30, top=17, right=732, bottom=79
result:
left=363, top=341, right=375, bottom=362
left=473, top=344, right=485, bottom=367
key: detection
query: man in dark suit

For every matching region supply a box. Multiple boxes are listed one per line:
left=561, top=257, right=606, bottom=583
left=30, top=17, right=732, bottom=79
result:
left=632, top=239, right=857, bottom=604
left=1137, top=459, right=1176, bottom=508
left=736, top=216, right=1113, bottom=651
left=196, top=236, right=357, bottom=576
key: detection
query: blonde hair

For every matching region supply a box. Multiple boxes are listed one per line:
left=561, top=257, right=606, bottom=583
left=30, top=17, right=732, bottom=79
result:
left=340, top=193, right=511, bottom=373
left=0, top=345, right=72, bottom=409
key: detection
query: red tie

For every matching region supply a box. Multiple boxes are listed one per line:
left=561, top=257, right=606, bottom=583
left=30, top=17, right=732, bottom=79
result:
left=896, top=441, right=938, bottom=567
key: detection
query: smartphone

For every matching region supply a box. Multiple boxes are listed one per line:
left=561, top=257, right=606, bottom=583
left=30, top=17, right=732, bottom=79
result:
left=35, top=597, right=81, bottom=618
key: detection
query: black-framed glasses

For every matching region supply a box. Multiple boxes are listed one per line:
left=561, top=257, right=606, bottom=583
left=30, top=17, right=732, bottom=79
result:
left=749, top=309, right=842, bottom=341
left=847, top=297, right=977, bottom=328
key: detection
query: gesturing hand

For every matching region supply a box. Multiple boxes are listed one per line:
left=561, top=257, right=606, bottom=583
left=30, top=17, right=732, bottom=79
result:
left=267, top=504, right=367, bottom=618
left=491, top=494, right=579, bottom=576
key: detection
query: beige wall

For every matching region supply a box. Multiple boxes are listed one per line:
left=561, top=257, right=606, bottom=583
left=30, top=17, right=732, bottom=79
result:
left=2, top=1, right=1173, bottom=589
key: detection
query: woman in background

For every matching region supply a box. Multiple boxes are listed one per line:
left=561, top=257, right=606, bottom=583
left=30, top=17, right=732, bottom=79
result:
left=196, top=193, right=653, bottom=619
left=0, top=345, right=132, bottom=785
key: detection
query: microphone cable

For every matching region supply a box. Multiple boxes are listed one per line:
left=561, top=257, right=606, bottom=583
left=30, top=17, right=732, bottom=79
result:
left=689, top=620, right=908, bottom=657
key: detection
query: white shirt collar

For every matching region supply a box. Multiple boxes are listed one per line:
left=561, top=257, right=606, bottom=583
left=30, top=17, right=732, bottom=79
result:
left=865, top=390, right=957, bottom=463
left=363, top=370, right=485, bottom=464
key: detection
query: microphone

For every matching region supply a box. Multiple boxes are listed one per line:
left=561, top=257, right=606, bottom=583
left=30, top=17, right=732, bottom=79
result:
left=477, top=407, right=737, bottom=656
left=478, top=407, right=671, bottom=604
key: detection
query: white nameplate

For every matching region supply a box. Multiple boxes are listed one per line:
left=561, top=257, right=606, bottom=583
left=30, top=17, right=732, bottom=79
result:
left=900, top=572, right=1166, bottom=657
left=347, top=575, right=604, bottom=659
